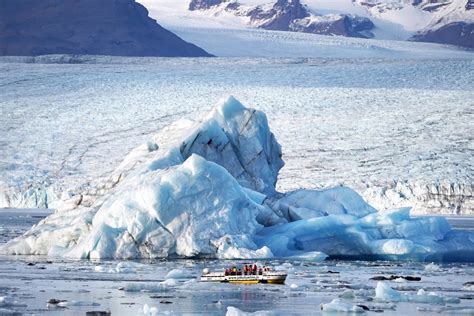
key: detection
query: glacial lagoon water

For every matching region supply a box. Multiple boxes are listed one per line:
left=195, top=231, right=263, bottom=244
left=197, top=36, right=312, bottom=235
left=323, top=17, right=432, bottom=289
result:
left=0, top=209, right=473, bottom=315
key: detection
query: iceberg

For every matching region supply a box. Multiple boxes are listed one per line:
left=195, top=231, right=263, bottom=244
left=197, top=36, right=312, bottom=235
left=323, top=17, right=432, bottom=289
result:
left=1, top=96, right=473, bottom=262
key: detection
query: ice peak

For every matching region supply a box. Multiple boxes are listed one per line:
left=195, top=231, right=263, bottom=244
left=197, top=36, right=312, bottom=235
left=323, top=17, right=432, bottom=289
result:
left=214, top=95, right=246, bottom=120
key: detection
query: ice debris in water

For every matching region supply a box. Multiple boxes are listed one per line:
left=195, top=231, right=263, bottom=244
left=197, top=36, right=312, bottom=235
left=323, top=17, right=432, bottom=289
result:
left=424, top=262, right=442, bottom=272
left=320, top=299, right=365, bottom=313
left=1, top=96, right=473, bottom=262
left=375, top=281, right=460, bottom=304
left=375, top=282, right=402, bottom=302
left=226, top=306, right=276, bottom=316
left=143, top=304, right=158, bottom=316
left=124, top=279, right=178, bottom=292
left=57, top=300, right=100, bottom=307
left=165, top=268, right=194, bottom=279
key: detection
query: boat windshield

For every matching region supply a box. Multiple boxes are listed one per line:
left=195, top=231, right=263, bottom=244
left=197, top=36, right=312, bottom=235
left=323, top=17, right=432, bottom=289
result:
left=223, top=264, right=273, bottom=276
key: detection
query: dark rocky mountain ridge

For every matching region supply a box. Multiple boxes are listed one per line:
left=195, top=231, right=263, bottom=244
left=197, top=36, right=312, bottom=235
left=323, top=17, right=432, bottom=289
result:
left=189, top=0, right=375, bottom=38
left=0, top=0, right=212, bottom=57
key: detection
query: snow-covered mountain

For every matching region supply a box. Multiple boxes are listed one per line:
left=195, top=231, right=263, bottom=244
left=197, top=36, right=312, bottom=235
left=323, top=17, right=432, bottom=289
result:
left=139, top=0, right=474, bottom=48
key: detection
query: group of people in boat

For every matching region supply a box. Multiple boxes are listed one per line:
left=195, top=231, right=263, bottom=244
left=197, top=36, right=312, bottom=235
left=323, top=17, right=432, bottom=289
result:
left=224, top=265, right=271, bottom=276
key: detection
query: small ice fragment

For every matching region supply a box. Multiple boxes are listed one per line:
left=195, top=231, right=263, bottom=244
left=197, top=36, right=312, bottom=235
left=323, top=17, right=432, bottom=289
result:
left=424, top=262, right=441, bottom=272
left=375, top=282, right=402, bottom=302
left=143, top=304, right=158, bottom=315
left=339, top=290, right=355, bottom=299
left=320, top=299, right=365, bottom=313
left=226, top=306, right=275, bottom=315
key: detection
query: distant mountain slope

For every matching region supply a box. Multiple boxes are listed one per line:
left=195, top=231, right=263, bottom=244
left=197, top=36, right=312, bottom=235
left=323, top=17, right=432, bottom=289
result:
left=354, top=0, right=474, bottom=48
left=188, top=0, right=376, bottom=38
left=412, top=22, right=474, bottom=48
left=0, top=0, right=212, bottom=57
left=141, top=0, right=474, bottom=48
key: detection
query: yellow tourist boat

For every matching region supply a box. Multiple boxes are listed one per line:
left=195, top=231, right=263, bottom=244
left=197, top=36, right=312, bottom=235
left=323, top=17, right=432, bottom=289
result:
left=200, top=265, right=287, bottom=284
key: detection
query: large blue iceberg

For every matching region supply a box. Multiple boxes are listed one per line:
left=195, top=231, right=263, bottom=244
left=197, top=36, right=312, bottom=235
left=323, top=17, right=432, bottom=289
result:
left=1, top=97, right=473, bottom=262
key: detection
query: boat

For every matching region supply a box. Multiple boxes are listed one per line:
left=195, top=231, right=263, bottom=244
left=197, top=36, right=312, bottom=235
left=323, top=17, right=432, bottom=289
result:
left=200, top=264, right=287, bottom=284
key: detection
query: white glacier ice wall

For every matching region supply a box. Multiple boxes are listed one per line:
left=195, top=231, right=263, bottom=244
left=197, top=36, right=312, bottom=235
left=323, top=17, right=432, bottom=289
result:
left=361, top=180, right=473, bottom=215
left=1, top=97, right=473, bottom=262
left=1, top=58, right=473, bottom=216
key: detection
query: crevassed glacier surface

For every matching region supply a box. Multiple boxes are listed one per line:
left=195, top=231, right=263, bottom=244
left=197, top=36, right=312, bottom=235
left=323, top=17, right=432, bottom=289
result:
left=1, top=57, right=472, bottom=215
left=1, top=97, right=473, bottom=262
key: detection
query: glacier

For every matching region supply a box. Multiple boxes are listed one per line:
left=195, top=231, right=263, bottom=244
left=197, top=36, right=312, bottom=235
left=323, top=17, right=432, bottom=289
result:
left=1, top=96, right=473, bottom=262
left=1, top=57, right=473, bottom=215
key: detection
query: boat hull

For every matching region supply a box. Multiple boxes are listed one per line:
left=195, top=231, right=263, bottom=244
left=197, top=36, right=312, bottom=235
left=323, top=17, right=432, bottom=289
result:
left=201, top=272, right=287, bottom=284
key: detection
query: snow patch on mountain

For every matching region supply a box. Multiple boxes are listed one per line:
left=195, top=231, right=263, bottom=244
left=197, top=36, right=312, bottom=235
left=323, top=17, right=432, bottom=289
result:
left=139, top=0, right=474, bottom=47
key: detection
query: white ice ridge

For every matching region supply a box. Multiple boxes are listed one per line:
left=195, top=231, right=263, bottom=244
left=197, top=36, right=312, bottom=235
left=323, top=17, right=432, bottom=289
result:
left=1, top=97, right=473, bottom=261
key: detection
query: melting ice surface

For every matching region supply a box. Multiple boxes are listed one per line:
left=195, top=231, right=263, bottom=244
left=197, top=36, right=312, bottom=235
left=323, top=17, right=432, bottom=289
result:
left=1, top=97, right=473, bottom=262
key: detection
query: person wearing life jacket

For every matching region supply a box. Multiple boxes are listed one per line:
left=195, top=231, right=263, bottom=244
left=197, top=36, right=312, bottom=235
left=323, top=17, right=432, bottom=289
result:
left=253, top=264, right=257, bottom=275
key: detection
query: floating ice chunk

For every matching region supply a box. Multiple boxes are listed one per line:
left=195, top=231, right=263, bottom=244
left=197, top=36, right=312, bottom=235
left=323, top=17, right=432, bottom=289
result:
left=0, top=308, right=17, bottom=315
left=424, top=262, right=441, bottom=272
left=367, top=302, right=396, bottom=310
left=161, top=279, right=178, bottom=287
left=124, top=279, right=177, bottom=292
left=417, top=306, right=474, bottom=313
left=375, top=282, right=402, bottom=302
left=57, top=300, right=100, bottom=307
left=115, top=261, right=144, bottom=273
left=320, top=299, right=365, bottom=313
left=407, top=289, right=460, bottom=304
left=165, top=269, right=194, bottom=280
left=339, top=289, right=355, bottom=299
left=0, top=296, right=14, bottom=306
left=463, top=283, right=474, bottom=291
left=143, top=303, right=158, bottom=316
left=257, top=204, right=474, bottom=261
left=374, top=282, right=459, bottom=305
left=226, top=306, right=276, bottom=316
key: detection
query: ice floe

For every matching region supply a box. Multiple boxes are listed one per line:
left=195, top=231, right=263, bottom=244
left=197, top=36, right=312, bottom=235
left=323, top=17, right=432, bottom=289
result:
left=1, top=97, right=473, bottom=262
left=375, top=281, right=460, bottom=304
left=124, top=279, right=178, bottom=293
left=226, top=306, right=275, bottom=316
left=143, top=303, right=158, bottom=316
left=320, top=298, right=366, bottom=313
